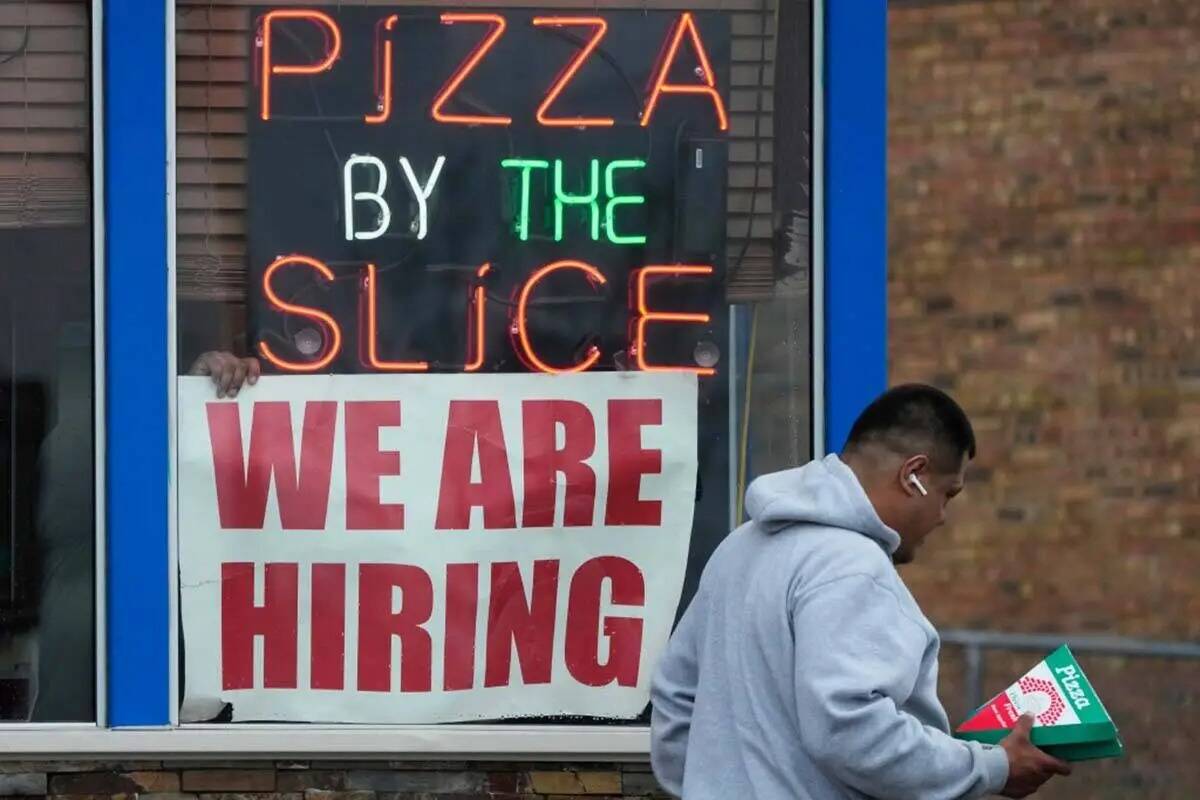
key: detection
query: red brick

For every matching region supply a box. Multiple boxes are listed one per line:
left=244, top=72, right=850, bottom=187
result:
left=180, top=771, right=276, bottom=793
left=50, top=773, right=141, bottom=794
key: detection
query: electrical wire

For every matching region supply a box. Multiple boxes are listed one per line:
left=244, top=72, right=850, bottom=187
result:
left=0, top=25, right=30, bottom=66
left=734, top=304, right=759, bottom=522
left=531, top=24, right=654, bottom=163
left=273, top=21, right=344, bottom=169
left=731, top=0, right=777, bottom=519
left=534, top=26, right=641, bottom=113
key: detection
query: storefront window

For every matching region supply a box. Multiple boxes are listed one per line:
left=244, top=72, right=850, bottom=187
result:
left=175, top=0, right=807, bottom=726
left=0, top=0, right=97, bottom=722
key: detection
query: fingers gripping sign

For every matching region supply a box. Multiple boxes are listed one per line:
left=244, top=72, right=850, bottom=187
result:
left=189, top=352, right=262, bottom=399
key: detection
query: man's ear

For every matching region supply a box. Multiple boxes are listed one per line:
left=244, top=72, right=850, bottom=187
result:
left=899, top=454, right=930, bottom=496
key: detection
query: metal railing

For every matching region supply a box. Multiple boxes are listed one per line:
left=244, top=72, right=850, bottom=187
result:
left=940, top=628, right=1200, bottom=713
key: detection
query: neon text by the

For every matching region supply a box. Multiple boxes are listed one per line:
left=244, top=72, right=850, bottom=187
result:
left=501, top=158, right=646, bottom=245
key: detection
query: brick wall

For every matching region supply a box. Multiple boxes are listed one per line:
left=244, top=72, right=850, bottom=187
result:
left=890, top=0, right=1200, bottom=797
left=0, top=762, right=668, bottom=800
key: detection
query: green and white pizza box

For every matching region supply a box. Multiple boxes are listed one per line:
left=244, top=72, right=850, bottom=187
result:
left=954, top=645, right=1124, bottom=761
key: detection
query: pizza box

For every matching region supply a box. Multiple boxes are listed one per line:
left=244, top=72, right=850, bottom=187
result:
left=954, top=645, right=1124, bottom=761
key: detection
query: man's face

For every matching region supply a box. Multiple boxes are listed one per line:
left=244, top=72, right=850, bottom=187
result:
left=893, top=454, right=967, bottom=565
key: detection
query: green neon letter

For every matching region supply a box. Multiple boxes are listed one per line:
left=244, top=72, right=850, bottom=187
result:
left=553, top=159, right=601, bottom=242
left=501, top=158, right=550, bottom=241
left=604, top=159, right=647, bottom=246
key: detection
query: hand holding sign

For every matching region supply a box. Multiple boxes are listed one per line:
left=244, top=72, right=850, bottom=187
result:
left=188, top=351, right=261, bottom=399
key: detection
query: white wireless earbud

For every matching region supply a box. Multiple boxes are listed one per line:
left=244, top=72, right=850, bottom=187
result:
left=908, top=474, right=929, bottom=497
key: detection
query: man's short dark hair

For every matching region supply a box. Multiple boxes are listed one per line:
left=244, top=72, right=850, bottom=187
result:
left=844, top=384, right=976, bottom=472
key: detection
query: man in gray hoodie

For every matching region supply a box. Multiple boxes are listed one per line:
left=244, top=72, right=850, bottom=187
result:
left=651, top=384, right=1071, bottom=799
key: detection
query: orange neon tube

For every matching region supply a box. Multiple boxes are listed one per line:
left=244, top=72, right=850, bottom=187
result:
left=632, top=265, right=715, bottom=375
left=640, top=12, right=729, bottom=131
left=362, top=264, right=429, bottom=372
left=513, top=260, right=607, bottom=374
left=465, top=263, right=492, bottom=372
left=431, top=14, right=512, bottom=126
left=258, top=255, right=344, bottom=372
left=532, top=17, right=613, bottom=128
left=365, top=15, right=398, bottom=124
left=260, top=10, right=343, bottom=122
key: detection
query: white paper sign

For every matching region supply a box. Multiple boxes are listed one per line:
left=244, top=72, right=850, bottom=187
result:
left=178, top=372, right=697, bottom=723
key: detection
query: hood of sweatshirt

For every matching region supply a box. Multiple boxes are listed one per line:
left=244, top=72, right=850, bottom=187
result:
left=743, top=453, right=901, bottom=556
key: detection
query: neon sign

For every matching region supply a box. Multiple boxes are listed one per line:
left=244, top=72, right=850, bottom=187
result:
left=259, top=10, right=342, bottom=122
left=431, top=14, right=513, bottom=127
left=641, top=12, right=729, bottom=131
left=257, top=9, right=727, bottom=130
left=248, top=7, right=731, bottom=378
left=531, top=17, right=614, bottom=128
left=364, top=14, right=398, bottom=124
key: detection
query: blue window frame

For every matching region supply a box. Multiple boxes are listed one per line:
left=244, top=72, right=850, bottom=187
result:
left=105, top=0, right=171, bottom=727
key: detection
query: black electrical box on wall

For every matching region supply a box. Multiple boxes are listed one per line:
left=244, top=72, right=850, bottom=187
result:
left=674, top=135, right=728, bottom=263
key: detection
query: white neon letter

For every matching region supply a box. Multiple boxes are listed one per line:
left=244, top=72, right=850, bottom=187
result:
left=398, top=155, right=446, bottom=241
left=343, top=155, right=391, bottom=241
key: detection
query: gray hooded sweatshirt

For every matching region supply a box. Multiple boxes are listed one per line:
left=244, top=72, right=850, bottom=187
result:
left=650, top=454, right=1009, bottom=799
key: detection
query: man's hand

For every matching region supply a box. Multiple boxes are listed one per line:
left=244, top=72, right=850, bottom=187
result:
left=188, top=352, right=261, bottom=398
left=998, top=714, right=1072, bottom=798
